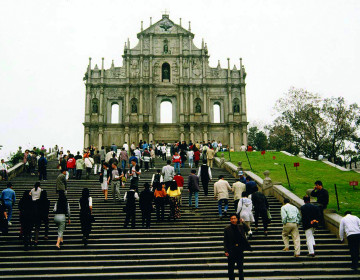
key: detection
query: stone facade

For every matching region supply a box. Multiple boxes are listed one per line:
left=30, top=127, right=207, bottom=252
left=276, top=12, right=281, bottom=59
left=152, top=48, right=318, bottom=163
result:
left=83, top=14, right=248, bottom=150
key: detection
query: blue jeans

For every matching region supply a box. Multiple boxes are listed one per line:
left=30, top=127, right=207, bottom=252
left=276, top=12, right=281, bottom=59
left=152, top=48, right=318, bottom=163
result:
left=4, top=201, right=13, bottom=222
left=121, top=160, right=126, bottom=170
left=174, top=162, right=180, bottom=174
left=218, top=199, right=229, bottom=216
left=188, top=158, right=193, bottom=168
left=189, top=191, right=199, bottom=208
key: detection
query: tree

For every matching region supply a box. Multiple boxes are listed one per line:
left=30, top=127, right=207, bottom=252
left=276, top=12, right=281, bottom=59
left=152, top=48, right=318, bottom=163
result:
left=267, top=124, right=299, bottom=155
left=247, top=126, right=268, bottom=150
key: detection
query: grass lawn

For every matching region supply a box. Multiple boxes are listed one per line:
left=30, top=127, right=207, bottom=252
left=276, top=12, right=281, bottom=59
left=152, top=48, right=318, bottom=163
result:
left=218, top=151, right=360, bottom=217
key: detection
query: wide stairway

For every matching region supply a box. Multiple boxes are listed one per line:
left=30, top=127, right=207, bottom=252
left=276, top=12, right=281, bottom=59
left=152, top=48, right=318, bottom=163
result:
left=0, top=157, right=359, bottom=279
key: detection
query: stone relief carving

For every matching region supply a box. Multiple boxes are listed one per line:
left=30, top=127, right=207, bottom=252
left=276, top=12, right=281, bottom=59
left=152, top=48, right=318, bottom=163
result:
left=143, top=37, right=150, bottom=49
left=192, top=58, right=202, bottom=77
left=130, top=59, right=139, bottom=78
left=153, top=62, right=160, bottom=82
left=119, top=68, right=126, bottom=78
left=159, top=17, right=173, bottom=31
left=143, top=59, right=149, bottom=77
left=183, top=59, right=189, bottom=78
left=182, top=39, right=189, bottom=50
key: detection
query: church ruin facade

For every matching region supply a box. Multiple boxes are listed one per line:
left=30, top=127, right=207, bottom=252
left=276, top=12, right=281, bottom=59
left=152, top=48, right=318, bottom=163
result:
left=83, top=14, right=248, bottom=150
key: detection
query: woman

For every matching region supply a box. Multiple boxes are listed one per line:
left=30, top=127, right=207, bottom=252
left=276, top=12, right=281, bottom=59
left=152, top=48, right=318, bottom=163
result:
left=236, top=191, right=254, bottom=238
left=53, top=191, right=71, bottom=249
left=153, top=182, right=167, bottom=222
left=123, top=185, right=139, bottom=228
left=139, top=183, right=153, bottom=228
left=193, top=148, right=201, bottom=168
left=180, top=149, right=187, bottom=168
left=38, top=190, right=50, bottom=240
left=167, top=181, right=181, bottom=221
left=30, top=182, right=42, bottom=245
left=79, top=188, right=93, bottom=245
left=99, top=162, right=109, bottom=201
left=187, top=149, right=194, bottom=168
left=18, top=191, right=34, bottom=250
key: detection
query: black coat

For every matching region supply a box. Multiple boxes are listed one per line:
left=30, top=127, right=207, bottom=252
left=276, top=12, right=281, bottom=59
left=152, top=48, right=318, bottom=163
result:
left=310, top=188, right=329, bottom=209
left=139, top=190, right=154, bottom=212
left=301, top=203, right=321, bottom=230
left=251, top=191, right=269, bottom=211
left=224, top=223, right=251, bottom=256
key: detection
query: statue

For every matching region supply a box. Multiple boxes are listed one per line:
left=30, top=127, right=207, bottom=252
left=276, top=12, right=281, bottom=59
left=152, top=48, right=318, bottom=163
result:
left=131, top=102, right=137, bottom=113
left=195, top=102, right=201, bottom=113
left=163, top=39, right=169, bottom=54
left=233, top=103, right=240, bottom=113
left=163, top=67, right=170, bottom=80
left=92, top=101, right=98, bottom=114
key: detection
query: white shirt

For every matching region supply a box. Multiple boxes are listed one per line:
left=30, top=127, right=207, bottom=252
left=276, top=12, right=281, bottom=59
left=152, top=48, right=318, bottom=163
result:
left=339, top=214, right=360, bottom=241
left=187, top=150, right=194, bottom=159
left=161, top=146, right=167, bottom=153
left=124, top=190, right=139, bottom=201
left=134, top=149, right=141, bottom=158
left=30, top=188, right=42, bottom=201
left=197, top=166, right=212, bottom=180
left=0, top=163, right=8, bottom=171
left=123, top=143, right=129, bottom=152
left=79, top=197, right=93, bottom=209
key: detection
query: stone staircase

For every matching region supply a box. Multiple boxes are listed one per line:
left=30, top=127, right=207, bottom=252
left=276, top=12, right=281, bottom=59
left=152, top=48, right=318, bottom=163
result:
left=0, top=157, right=359, bottom=279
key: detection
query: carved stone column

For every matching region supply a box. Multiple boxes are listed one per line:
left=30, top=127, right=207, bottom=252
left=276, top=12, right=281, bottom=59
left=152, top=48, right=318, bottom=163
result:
left=98, top=127, right=103, bottom=149
left=84, top=127, right=90, bottom=148
left=229, top=125, right=234, bottom=150
left=190, top=125, right=194, bottom=143
left=85, top=86, right=91, bottom=122
left=138, top=126, right=143, bottom=142
left=99, top=87, right=104, bottom=123
left=180, top=125, right=185, bottom=142
left=139, top=86, right=143, bottom=122
left=149, top=125, right=154, bottom=143
left=125, top=86, right=130, bottom=122
left=149, top=86, right=153, bottom=122
left=125, top=126, right=129, bottom=144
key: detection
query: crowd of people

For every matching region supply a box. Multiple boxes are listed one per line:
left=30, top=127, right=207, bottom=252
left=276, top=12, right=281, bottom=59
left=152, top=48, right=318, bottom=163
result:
left=0, top=142, right=359, bottom=277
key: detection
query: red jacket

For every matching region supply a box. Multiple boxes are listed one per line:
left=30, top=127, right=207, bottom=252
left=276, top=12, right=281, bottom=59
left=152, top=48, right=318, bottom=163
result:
left=172, top=155, right=182, bottom=164
left=194, top=150, right=201, bottom=161
left=174, top=175, right=184, bottom=187
left=67, top=158, right=76, bottom=169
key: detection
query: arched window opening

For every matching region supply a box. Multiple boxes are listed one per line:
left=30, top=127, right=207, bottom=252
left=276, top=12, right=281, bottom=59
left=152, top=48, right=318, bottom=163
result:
left=130, top=98, right=138, bottom=113
left=194, top=98, right=202, bottom=113
left=92, top=98, right=99, bottom=114
left=111, top=103, right=119, bottom=124
left=162, top=63, right=170, bottom=82
left=160, top=100, right=172, bottom=123
left=233, top=98, right=240, bottom=113
left=213, top=103, right=221, bottom=123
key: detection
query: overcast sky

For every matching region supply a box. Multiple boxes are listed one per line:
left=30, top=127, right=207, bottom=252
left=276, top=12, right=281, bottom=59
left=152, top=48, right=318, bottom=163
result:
left=1, top=0, right=359, bottom=159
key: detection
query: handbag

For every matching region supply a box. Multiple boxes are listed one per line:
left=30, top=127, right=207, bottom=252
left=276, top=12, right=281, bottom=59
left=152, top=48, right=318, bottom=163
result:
left=267, top=208, right=272, bottom=221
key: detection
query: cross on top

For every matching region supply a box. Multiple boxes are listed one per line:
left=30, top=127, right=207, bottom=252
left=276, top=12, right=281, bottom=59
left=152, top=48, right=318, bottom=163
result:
left=162, top=9, right=170, bottom=16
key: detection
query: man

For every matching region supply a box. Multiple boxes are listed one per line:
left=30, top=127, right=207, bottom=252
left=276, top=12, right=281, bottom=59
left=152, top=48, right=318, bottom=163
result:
left=74, top=151, right=82, bottom=160
left=339, top=211, right=360, bottom=271
left=110, top=143, right=117, bottom=154
left=105, top=150, right=113, bottom=163
left=300, top=195, right=321, bottom=257
left=56, top=170, right=67, bottom=194
left=251, top=188, right=269, bottom=235
left=149, top=147, right=155, bottom=169
left=245, top=176, right=258, bottom=196
left=29, top=151, right=37, bottom=175
left=66, top=154, right=76, bottom=179
left=142, top=148, right=151, bottom=172
left=93, top=151, right=101, bottom=174
left=310, top=180, right=329, bottom=226
left=1, top=182, right=16, bottom=225
left=161, top=144, right=167, bottom=161
left=162, top=160, right=175, bottom=190
left=129, top=159, right=141, bottom=191
left=119, top=148, right=128, bottom=170
left=37, top=152, right=48, bottom=181
left=238, top=171, right=246, bottom=185
left=174, top=172, right=184, bottom=205
left=0, top=159, right=9, bottom=181
left=224, top=214, right=251, bottom=280
left=214, top=175, right=232, bottom=218
left=197, top=159, right=212, bottom=196
left=130, top=142, right=136, bottom=154
left=123, top=142, right=129, bottom=153
left=281, top=198, right=301, bottom=257
left=188, top=169, right=200, bottom=210
left=99, top=146, right=106, bottom=164
left=111, top=163, right=123, bottom=203
left=134, top=147, right=142, bottom=168
left=206, top=147, right=215, bottom=168
left=232, top=178, right=246, bottom=211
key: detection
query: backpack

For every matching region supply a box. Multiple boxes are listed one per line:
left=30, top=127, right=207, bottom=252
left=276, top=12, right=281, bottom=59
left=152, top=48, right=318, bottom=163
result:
left=153, top=174, right=161, bottom=184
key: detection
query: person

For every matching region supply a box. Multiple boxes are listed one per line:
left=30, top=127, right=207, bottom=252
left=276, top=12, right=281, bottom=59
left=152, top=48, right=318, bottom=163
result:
left=173, top=173, right=184, bottom=205
left=206, top=147, right=215, bottom=168
left=238, top=171, right=247, bottom=185
left=38, top=190, right=50, bottom=241
left=162, top=160, right=175, bottom=190
left=56, top=170, right=67, bottom=193
left=36, top=152, right=47, bottom=181
left=60, top=155, right=68, bottom=178
left=154, top=182, right=167, bottom=222
left=151, top=169, right=163, bottom=189
left=167, top=181, right=181, bottom=221
left=193, top=148, right=201, bottom=168
left=79, top=188, right=93, bottom=245
left=188, top=170, right=200, bottom=210
left=1, top=182, right=16, bottom=226
left=0, top=198, right=8, bottom=235
left=119, top=148, right=128, bottom=170
left=232, top=178, right=246, bottom=211
left=245, top=177, right=258, bottom=197
left=18, top=191, right=33, bottom=250
left=172, top=151, right=181, bottom=174
left=111, top=163, right=123, bottom=203
left=99, top=146, right=106, bottom=164
left=129, top=159, right=141, bottom=191
left=142, top=148, right=151, bottom=172
left=310, top=180, right=329, bottom=226
left=237, top=192, right=254, bottom=239
left=75, top=156, right=85, bottom=179
left=29, top=151, right=37, bottom=175
left=198, top=160, right=212, bottom=196
left=93, top=151, right=101, bottom=174
left=30, top=182, right=42, bottom=245
left=339, top=211, right=360, bottom=270
left=300, top=195, right=321, bottom=257
left=84, top=155, right=94, bottom=180
left=251, top=187, right=269, bottom=235
left=66, top=154, right=76, bottom=179
left=214, top=175, right=232, bottom=218
left=53, top=191, right=71, bottom=249
left=124, top=185, right=139, bottom=228
left=99, top=162, right=109, bottom=201
left=134, top=147, right=142, bottom=168
left=281, top=198, right=301, bottom=257
left=180, top=149, right=187, bottom=168
left=224, top=214, right=251, bottom=280
left=0, top=159, right=9, bottom=181
left=110, top=143, right=117, bottom=153
left=123, top=142, right=129, bottom=153
left=139, top=183, right=154, bottom=228
left=161, top=144, right=167, bottom=161
left=150, top=147, right=155, bottom=169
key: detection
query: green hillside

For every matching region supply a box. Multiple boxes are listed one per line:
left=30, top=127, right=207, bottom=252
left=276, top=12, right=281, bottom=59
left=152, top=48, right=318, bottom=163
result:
left=219, top=151, right=360, bottom=217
